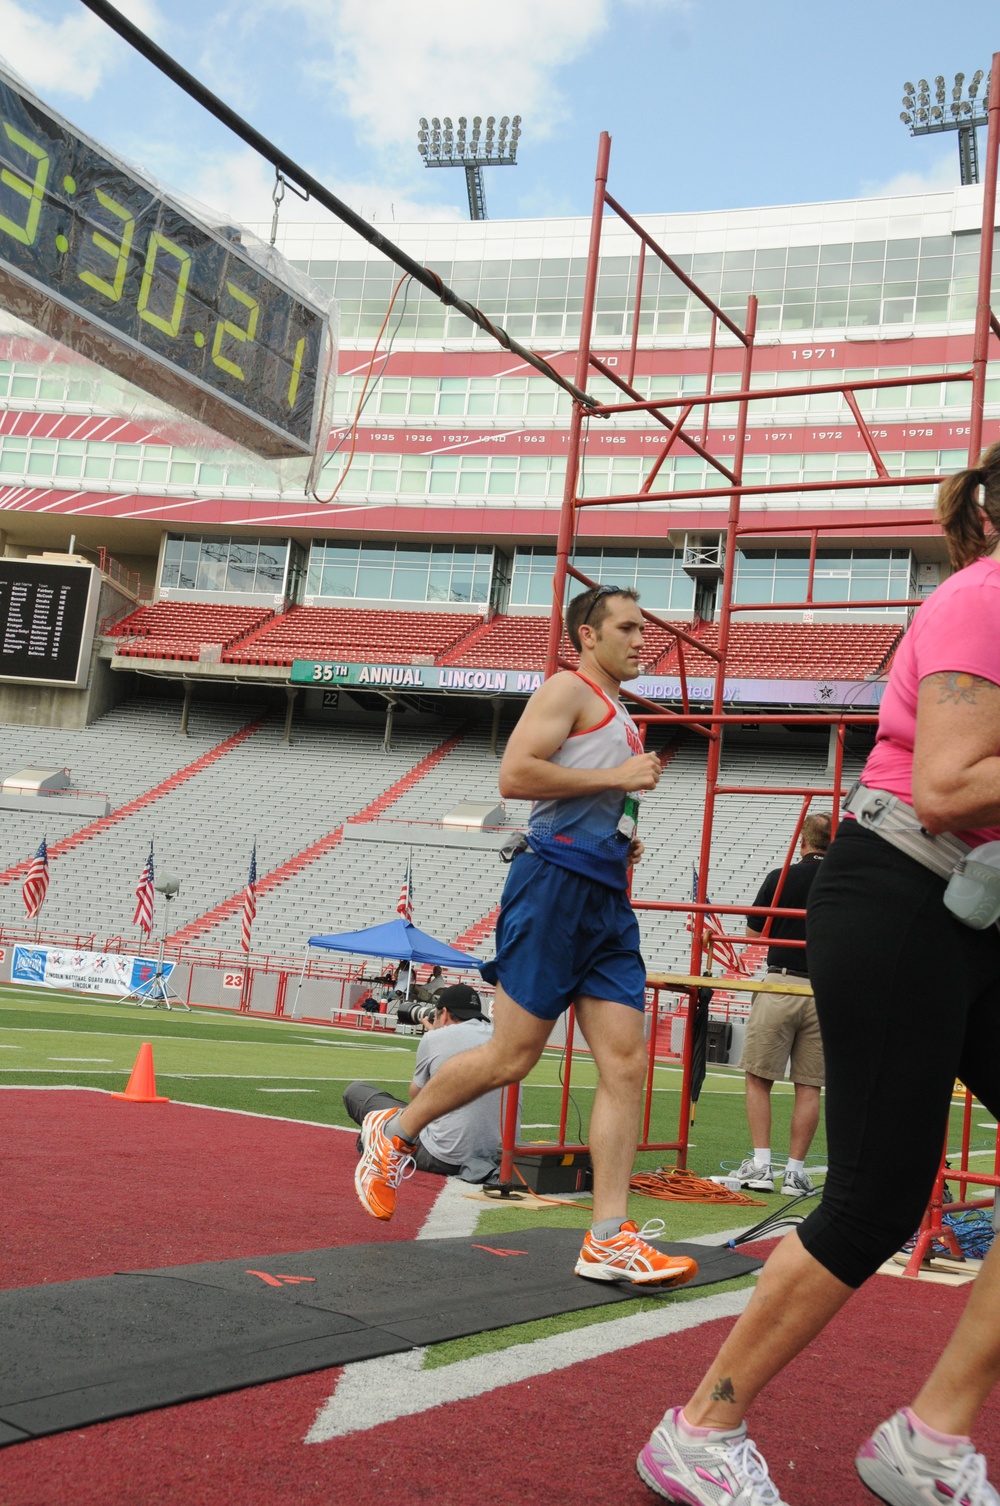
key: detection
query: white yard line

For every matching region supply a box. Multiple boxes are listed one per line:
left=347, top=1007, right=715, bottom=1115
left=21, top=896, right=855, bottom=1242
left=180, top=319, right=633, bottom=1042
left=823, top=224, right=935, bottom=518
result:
left=305, top=1286, right=753, bottom=1443
left=0, top=1025, right=407, bottom=1051
left=416, top=1176, right=483, bottom=1242
left=0, top=1070, right=417, bottom=1081
left=304, top=1170, right=765, bottom=1444
left=0, top=1081, right=358, bottom=1130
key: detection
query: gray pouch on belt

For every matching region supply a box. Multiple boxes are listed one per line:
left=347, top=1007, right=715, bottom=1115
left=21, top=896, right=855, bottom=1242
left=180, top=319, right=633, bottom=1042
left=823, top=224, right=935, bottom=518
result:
left=499, top=832, right=529, bottom=863
left=944, top=841, right=1000, bottom=929
left=844, top=782, right=1000, bottom=930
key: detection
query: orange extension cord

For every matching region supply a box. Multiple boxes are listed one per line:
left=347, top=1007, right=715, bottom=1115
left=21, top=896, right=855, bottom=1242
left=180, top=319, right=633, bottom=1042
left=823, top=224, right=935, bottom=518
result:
left=482, top=1165, right=765, bottom=1210
left=479, top=1162, right=593, bottom=1210
left=629, top=1167, right=766, bottom=1206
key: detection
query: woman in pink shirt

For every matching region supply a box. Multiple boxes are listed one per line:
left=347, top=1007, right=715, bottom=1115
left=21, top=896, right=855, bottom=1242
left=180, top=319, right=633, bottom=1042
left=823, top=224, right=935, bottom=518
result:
left=637, top=443, right=1000, bottom=1506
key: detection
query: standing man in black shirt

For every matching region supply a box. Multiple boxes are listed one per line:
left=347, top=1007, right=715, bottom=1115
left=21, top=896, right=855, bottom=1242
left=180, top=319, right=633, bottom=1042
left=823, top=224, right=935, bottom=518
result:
left=725, top=811, right=832, bottom=1196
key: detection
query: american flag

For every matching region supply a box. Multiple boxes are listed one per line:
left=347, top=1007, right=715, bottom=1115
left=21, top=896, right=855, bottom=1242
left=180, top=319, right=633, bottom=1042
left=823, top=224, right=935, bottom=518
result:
left=240, top=844, right=257, bottom=953
left=22, top=837, right=49, bottom=920
left=133, top=843, right=155, bottom=936
left=396, top=855, right=413, bottom=923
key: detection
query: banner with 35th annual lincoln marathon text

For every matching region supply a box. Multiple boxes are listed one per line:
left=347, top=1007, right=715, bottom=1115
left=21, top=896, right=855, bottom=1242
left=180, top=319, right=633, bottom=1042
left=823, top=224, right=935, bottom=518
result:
left=10, top=945, right=173, bottom=997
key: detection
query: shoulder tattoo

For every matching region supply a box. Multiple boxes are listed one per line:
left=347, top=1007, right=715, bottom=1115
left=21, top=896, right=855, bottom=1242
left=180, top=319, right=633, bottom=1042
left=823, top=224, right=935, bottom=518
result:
left=927, top=671, right=1000, bottom=706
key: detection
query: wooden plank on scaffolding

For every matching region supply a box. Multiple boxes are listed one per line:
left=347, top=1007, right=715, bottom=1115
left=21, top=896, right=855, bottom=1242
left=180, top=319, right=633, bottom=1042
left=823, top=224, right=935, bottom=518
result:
left=647, top=972, right=814, bottom=996
left=879, top=1254, right=982, bottom=1287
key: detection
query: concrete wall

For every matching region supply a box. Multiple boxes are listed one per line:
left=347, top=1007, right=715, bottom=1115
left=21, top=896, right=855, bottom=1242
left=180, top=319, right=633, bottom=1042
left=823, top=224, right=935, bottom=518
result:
left=0, top=649, right=136, bottom=729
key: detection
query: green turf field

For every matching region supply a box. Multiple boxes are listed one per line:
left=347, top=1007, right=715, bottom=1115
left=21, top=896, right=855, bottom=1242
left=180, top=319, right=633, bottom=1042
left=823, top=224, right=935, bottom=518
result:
left=2, top=987, right=985, bottom=1369
left=0, top=986, right=830, bottom=1194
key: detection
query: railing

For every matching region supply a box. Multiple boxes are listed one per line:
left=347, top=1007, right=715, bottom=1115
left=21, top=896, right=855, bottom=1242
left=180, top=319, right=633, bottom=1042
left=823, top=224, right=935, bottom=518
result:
left=98, top=599, right=141, bottom=635
left=0, top=923, right=488, bottom=1027
left=0, top=784, right=110, bottom=802
left=93, top=546, right=143, bottom=601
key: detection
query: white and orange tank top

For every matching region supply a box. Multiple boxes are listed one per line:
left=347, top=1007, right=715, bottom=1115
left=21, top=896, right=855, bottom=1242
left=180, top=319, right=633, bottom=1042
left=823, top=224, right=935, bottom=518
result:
left=527, top=672, right=644, bottom=890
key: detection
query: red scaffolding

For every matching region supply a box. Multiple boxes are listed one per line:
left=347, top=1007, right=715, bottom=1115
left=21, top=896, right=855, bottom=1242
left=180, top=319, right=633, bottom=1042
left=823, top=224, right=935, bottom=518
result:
left=497, top=53, right=1000, bottom=1240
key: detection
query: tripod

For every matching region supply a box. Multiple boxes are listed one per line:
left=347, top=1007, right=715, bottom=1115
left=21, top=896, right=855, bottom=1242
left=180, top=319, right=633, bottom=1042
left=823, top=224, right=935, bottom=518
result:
left=121, top=893, right=189, bottom=1010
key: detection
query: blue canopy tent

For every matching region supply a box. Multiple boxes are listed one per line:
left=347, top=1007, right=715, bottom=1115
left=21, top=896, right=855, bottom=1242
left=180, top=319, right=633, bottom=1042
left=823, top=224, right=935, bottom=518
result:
left=308, top=917, right=483, bottom=971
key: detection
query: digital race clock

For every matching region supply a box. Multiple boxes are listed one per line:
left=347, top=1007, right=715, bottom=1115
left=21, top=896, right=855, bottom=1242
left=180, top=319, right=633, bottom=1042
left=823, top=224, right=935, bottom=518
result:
left=0, top=62, right=331, bottom=459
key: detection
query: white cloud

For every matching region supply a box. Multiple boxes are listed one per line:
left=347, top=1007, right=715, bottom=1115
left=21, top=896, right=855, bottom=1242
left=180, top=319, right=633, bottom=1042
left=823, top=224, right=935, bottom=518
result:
left=284, top=0, right=680, bottom=151
left=183, top=146, right=464, bottom=228
left=860, top=150, right=961, bottom=199
left=0, top=0, right=163, bottom=99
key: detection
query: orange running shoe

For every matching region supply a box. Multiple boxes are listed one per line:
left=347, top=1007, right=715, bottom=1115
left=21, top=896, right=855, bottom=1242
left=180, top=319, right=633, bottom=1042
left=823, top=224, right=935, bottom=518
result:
left=575, top=1218, right=698, bottom=1287
left=354, top=1107, right=416, bottom=1221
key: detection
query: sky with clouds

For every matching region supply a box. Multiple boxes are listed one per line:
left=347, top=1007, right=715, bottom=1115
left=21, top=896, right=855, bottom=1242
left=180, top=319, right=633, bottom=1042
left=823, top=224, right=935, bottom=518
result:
left=0, top=0, right=998, bottom=231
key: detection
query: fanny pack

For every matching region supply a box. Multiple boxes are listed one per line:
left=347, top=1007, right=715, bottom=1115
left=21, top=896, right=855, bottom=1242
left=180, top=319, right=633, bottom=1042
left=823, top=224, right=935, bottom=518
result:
left=843, top=781, right=1000, bottom=931
left=499, top=832, right=530, bottom=864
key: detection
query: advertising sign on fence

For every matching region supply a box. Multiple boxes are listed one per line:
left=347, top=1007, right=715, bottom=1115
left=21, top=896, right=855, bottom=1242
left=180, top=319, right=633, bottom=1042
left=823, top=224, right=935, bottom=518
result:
left=290, top=658, right=886, bottom=708
left=11, top=945, right=173, bottom=997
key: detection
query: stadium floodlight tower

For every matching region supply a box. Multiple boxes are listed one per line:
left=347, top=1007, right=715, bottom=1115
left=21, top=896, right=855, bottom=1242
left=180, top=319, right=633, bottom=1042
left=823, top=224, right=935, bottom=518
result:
left=417, top=115, right=521, bottom=219
left=122, top=873, right=190, bottom=1011
left=900, top=70, right=990, bottom=184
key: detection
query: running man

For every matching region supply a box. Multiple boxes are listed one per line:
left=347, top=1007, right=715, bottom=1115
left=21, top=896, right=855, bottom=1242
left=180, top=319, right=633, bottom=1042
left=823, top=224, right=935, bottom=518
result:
left=354, top=584, right=697, bottom=1289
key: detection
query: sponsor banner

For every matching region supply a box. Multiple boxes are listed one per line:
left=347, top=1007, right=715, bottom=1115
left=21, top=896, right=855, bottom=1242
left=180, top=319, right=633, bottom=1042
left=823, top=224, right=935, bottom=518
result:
left=292, top=659, right=886, bottom=709
left=11, top=945, right=173, bottom=996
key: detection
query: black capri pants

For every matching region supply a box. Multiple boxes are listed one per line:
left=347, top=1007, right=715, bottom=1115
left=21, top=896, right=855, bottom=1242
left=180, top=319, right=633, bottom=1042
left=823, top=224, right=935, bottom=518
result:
left=798, top=818, right=1000, bottom=1289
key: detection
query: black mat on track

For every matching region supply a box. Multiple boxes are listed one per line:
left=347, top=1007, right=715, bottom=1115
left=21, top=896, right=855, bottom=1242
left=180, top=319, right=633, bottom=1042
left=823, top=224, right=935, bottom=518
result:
left=0, top=1228, right=760, bottom=1445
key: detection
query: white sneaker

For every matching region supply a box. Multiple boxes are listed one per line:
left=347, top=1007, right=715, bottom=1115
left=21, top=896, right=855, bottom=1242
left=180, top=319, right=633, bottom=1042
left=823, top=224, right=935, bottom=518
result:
left=711, top=1156, right=774, bottom=1193
left=856, top=1409, right=1000, bottom=1505
left=637, top=1405, right=789, bottom=1504
left=781, top=1168, right=816, bottom=1197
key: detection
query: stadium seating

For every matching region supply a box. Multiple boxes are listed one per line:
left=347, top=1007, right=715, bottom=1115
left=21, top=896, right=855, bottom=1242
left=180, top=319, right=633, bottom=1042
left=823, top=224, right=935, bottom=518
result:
left=109, top=604, right=274, bottom=661
left=650, top=621, right=902, bottom=680
left=0, top=692, right=866, bottom=973
left=106, top=602, right=902, bottom=681
left=0, top=699, right=245, bottom=874
left=177, top=725, right=863, bottom=966
left=0, top=707, right=458, bottom=947
left=221, top=607, right=482, bottom=666
left=439, top=615, right=576, bottom=670
left=440, top=613, right=896, bottom=679
left=629, top=732, right=866, bottom=969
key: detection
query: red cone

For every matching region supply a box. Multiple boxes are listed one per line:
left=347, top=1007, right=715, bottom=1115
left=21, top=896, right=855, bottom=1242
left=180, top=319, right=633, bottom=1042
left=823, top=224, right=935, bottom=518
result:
left=111, top=1042, right=169, bottom=1103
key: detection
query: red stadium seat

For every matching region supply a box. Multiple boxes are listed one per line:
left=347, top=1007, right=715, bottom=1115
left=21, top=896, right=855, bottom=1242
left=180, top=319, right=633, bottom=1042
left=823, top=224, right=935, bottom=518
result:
left=650, top=621, right=902, bottom=679
left=109, top=604, right=275, bottom=658
left=220, top=607, right=482, bottom=666
left=109, top=604, right=901, bottom=680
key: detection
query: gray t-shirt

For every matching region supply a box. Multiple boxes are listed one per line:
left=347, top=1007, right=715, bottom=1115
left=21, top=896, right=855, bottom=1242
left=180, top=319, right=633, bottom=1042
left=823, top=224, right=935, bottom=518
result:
left=412, top=1018, right=502, bottom=1178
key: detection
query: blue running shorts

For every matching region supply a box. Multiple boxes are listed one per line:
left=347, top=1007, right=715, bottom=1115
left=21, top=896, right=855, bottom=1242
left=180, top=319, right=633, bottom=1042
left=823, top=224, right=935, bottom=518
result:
left=480, top=850, right=646, bottom=1020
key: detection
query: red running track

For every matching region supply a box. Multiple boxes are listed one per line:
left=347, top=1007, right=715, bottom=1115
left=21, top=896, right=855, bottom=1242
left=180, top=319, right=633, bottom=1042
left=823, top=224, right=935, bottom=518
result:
left=1, top=1088, right=997, bottom=1506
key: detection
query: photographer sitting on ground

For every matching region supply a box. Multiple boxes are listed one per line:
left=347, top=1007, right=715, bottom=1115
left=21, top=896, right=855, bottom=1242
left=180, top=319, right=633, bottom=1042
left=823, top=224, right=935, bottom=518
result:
left=343, top=984, right=503, bottom=1183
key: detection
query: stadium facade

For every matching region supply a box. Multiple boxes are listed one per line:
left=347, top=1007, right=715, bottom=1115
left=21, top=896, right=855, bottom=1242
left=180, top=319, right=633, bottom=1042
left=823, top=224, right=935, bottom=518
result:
left=0, top=176, right=997, bottom=727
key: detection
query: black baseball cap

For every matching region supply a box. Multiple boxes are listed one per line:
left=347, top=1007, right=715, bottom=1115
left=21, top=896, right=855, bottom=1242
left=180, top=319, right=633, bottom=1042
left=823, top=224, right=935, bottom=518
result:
left=436, top=983, right=485, bottom=1020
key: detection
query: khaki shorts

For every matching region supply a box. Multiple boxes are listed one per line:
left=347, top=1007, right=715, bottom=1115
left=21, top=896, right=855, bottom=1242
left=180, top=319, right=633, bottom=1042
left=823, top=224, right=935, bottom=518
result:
left=738, top=973, right=825, bottom=1087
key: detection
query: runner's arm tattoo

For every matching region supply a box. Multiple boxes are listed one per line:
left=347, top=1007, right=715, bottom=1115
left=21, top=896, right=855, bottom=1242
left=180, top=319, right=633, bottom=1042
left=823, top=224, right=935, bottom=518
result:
left=928, top=671, right=1000, bottom=706
left=709, top=1376, right=736, bottom=1404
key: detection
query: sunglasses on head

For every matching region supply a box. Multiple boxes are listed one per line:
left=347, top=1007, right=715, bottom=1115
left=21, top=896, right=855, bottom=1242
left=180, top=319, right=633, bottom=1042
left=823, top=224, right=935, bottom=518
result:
left=581, top=585, right=622, bottom=627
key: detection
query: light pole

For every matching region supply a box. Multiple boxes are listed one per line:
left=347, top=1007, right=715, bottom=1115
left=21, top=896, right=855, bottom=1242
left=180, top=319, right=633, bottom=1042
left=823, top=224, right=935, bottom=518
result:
left=417, top=115, right=521, bottom=220
left=900, top=70, right=989, bottom=185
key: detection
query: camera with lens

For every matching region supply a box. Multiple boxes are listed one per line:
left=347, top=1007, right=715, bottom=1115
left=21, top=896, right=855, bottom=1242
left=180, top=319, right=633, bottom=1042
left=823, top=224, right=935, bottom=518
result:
left=396, top=1000, right=437, bottom=1028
